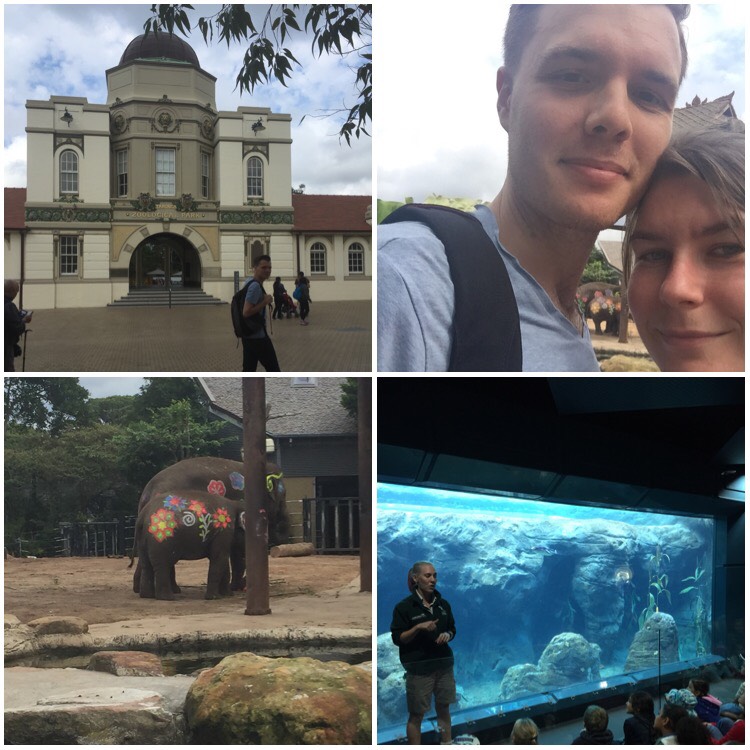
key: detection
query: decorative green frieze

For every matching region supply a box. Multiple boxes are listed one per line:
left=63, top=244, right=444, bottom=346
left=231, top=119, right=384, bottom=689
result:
left=131, top=193, right=157, bottom=212
left=220, top=211, right=293, bottom=225
left=26, top=207, right=111, bottom=223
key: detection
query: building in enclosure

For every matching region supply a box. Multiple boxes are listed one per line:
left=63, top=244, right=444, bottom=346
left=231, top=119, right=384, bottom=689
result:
left=7, top=31, right=371, bottom=310
left=200, top=377, right=359, bottom=552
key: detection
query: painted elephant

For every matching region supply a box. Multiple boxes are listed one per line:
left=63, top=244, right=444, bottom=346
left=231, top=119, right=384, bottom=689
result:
left=577, top=283, right=621, bottom=336
left=131, top=456, right=289, bottom=598
left=135, top=490, right=244, bottom=600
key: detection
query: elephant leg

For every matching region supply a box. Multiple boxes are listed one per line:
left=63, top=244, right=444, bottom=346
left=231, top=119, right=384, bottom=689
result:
left=153, top=561, right=175, bottom=601
left=133, top=560, right=142, bottom=593
left=205, top=557, right=231, bottom=599
left=139, top=553, right=156, bottom=599
left=170, top=565, right=181, bottom=594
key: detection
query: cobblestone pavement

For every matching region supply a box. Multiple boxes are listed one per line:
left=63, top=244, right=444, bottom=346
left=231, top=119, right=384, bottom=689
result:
left=14, top=301, right=371, bottom=373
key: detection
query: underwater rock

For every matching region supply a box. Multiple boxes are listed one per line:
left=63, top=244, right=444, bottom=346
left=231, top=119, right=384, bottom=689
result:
left=624, top=611, right=680, bottom=671
left=498, top=632, right=601, bottom=700
left=538, top=632, right=602, bottom=680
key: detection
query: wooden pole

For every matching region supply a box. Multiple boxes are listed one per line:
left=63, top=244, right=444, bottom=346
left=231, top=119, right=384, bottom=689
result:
left=358, top=376, right=372, bottom=592
left=243, top=378, right=271, bottom=615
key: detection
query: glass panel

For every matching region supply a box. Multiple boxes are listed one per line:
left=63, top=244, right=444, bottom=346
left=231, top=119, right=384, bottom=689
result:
left=247, top=157, right=263, bottom=197
left=348, top=243, right=364, bottom=274
left=201, top=153, right=210, bottom=198
left=155, top=148, right=175, bottom=196
left=377, top=483, right=714, bottom=734
left=117, top=150, right=128, bottom=197
left=59, top=236, right=78, bottom=275
left=60, top=151, right=78, bottom=193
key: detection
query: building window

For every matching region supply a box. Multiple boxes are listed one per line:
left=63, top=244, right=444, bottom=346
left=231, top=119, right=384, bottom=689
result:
left=155, top=147, right=176, bottom=196
left=116, top=149, right=128, bottom=197
left=348, top=242, right=365, bottom=274
left=247, top=156, right=263, bottom=198
left=60, top=150, right=78, bottom=194
left=59, top=236, right=78, bottom=276
left=292, top=377, right=317, bottom=387
left=201, top=152, right=210, bottom=199
left=310, top=242, right=327, bottom=274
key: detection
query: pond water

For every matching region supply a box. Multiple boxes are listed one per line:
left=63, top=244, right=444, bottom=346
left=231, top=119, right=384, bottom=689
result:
left=10, top=647, right=372, bottom=675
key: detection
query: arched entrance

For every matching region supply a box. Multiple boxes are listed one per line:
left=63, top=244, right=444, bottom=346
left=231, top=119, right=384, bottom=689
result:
left=129, top=233, right=201, bottom=290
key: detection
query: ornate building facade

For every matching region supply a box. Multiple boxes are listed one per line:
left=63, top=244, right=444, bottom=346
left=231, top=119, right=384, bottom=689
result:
left=10, top=32, right=371, bottom=309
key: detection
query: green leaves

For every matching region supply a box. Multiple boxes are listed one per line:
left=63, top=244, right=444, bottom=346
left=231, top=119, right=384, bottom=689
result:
left=143, top=4, right=371, bottom=145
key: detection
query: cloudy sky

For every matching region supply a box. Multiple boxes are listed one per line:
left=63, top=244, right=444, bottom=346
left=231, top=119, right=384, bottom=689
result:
left=4, top=3, right=371, bottom=195
left=79, top=377, right=145, bottom=397
left=378, top=3, right=745, bottom=203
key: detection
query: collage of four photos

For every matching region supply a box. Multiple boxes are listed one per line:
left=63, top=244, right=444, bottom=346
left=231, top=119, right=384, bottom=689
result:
left=3, top=3, right=745, bottom=746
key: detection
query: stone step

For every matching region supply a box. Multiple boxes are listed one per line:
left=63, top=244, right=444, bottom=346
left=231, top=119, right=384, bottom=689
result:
left=108, top=289, right=226, bottom=307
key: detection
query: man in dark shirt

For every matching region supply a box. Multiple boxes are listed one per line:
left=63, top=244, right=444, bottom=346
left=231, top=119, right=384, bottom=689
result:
left=391, top=561, right=456, bottom=745
left=4, top=280, right=31, bottom=372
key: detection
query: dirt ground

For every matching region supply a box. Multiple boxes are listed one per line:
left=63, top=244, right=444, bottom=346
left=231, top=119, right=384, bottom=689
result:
left=4, top=554, right=362, bottom=626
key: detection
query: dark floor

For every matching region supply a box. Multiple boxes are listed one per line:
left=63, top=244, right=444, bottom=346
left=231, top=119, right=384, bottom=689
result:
left=10, top=300, right=371, bottom=373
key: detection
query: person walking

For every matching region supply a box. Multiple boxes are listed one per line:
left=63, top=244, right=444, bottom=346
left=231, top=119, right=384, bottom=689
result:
left=241, top=255, right=281, bottom=372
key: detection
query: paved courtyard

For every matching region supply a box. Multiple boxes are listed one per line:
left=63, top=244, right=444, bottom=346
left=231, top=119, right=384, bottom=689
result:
left=14, top=301, right=371, bottom=373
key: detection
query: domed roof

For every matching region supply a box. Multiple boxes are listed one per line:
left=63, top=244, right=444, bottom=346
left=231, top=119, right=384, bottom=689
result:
left=119, top=32, right=200, bottom=68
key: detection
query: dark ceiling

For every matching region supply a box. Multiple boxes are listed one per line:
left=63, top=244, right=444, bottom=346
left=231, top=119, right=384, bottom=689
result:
left=377, top=378, right=744, bottom=508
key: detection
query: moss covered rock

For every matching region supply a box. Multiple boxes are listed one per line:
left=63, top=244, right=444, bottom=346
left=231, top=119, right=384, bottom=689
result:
left=185, top=652, right=371, bottom=744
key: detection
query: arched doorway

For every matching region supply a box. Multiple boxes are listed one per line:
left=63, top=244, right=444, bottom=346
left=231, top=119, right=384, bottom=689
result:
left=129, top=233, right=201, bottom=290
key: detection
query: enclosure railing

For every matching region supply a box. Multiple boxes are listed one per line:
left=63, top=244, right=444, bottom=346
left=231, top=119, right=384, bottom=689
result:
left=302, top=497, right=359, bottom=553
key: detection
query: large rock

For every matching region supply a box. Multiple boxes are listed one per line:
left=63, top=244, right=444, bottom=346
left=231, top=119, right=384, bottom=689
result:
left=27, top=616, right=89, bottom=635
left=4, top=616, right=36, bottom=658
left=4, top=687, right=184, bottom=744
left=377, top=633, right=406, bottom=727
left=185, top=652, right=371, bottom=744
left=499, top=632, right=601, bottom=700
left=88, top=651, right=164, bottom=677
left=624, top=611, right=679, bottom=671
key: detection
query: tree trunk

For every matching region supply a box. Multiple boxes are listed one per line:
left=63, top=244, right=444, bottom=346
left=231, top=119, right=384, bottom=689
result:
left=269, top=542, right=315, bottom=558
left=358, top=377, right=372, bottom=592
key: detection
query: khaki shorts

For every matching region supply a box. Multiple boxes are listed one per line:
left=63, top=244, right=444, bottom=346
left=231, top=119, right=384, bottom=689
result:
left=405, top=667, right=457, bottom=715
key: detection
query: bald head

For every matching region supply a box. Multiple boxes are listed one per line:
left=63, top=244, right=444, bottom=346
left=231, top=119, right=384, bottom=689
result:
left=5, top=280, right=20, bottom=300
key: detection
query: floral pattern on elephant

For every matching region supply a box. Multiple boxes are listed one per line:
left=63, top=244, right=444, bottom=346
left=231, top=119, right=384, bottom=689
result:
left=207, top=479, right=226, bottom=496
left=213, top=507, right=232, bottom=529
left=229, top=471, right=244, bottom=490
left=266, top=472, right=283, bottom=492
left=162, top=494, right=187, bottom=511
left=148, top=508, right=179, bottom=542
left=188, top=499, right=207, bottom=515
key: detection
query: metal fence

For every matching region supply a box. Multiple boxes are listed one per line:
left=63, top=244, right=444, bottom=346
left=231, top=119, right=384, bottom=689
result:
left=302, top=497, right=359, bottom=553
left=6, top=517, right=137, bottom=558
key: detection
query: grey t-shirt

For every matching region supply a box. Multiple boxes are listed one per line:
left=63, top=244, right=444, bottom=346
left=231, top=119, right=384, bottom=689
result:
left=377, top=205, right=600, bottom=372
left=244, top=278, right=267, bottom=340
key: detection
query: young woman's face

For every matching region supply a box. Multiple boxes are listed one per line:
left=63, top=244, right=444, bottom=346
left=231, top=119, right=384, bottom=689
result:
left=414, top=564, right=437, bottom=596
left=628, top=171, right=744, bottom=371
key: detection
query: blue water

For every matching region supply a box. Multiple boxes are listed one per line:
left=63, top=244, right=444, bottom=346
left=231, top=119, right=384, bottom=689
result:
left=377, top=483, right=714, bottom=730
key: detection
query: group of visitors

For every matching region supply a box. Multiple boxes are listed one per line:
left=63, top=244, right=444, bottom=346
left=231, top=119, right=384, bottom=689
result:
left=506, top=681, right=745, bottom=745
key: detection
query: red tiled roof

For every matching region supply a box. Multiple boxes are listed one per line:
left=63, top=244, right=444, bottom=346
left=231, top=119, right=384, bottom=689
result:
left=292, top=194, right=371, bottom=233
left=4, top=188, right=27, bottom=230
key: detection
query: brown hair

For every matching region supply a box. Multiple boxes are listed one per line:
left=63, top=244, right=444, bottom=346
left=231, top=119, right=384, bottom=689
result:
left=510, top=718, right=539, bottom=744
left=622, top=127, right=745, bottom=286
left=503, top=5, right=690, bottom=83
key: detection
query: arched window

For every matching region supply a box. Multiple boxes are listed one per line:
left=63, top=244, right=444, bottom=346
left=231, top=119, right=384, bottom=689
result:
left=310, top=242, right=327, bottom=274
left=247, top=156, right=263, bottom=198
left=60, top=150, right=78, bottom=194
left=348, top=242, right=365, bottom=274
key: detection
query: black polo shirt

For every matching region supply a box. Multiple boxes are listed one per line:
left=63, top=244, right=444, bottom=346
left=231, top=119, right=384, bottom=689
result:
left=390, top=589, right=456, bottom=675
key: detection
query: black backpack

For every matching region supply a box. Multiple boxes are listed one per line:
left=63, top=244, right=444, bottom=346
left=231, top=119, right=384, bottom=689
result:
left=231, top=280, right=264, bottom=339
left=381, top=204, right=522, bottom=371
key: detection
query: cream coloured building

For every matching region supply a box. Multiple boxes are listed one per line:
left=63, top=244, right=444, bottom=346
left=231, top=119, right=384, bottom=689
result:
left=12, top=32, right=371, bottom=309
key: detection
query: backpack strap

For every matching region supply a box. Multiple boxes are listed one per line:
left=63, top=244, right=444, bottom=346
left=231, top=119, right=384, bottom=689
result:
left=382, top=204, right=522, bottom=371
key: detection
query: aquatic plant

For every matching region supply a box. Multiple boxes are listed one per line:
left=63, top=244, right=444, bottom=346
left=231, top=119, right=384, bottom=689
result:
left=639, top=545, right=671, bottom=629
left=681, top=560, right=709, bottom=656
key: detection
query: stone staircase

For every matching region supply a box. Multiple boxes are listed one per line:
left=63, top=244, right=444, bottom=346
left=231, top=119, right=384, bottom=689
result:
left=108, top=289, right=226, bottom=307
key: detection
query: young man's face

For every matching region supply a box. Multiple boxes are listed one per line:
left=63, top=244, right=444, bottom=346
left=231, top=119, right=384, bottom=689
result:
left=254, top=260, right=272, bottom=280
left=498, top=4, right=682, bottom=233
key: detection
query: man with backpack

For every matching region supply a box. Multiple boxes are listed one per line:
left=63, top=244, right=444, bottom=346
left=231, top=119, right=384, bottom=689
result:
left=235, top=255, right=281, bottom=372
left=377, top=4, right=688, bottom=372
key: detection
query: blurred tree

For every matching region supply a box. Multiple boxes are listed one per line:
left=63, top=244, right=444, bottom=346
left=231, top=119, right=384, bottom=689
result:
left=580, top=246, right=621, bottom=285
left=144, top=4, right=371, bottom=144
left=4, top=378, right=91, bottom=435
left=131, top=377, right=207, bottom=420
left=88, top=395, right=137, bottom=426
left=340, top=377, right=358, bottom=418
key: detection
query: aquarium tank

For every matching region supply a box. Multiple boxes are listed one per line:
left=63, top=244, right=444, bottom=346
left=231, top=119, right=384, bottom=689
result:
left=377, top=483, right=715, bottom=736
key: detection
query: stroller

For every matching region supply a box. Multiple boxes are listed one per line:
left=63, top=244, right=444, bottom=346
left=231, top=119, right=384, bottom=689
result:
left=277, top=291, right=299, bottom=318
